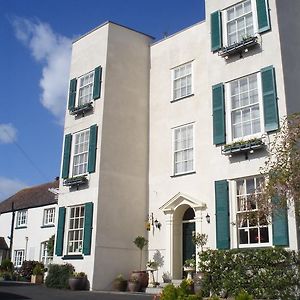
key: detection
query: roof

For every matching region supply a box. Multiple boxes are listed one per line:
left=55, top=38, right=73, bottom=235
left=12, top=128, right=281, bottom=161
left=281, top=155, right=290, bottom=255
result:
left=0, top=237, right=8, bottom=250
left=0, top=180, right=59, bottom=214
left=73, top=20, right=155, bottom=44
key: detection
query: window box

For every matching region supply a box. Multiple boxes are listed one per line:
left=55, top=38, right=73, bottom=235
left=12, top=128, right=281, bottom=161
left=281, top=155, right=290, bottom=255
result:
left=69, top=102, right=93, bottom=116
left=222, top=137, right=264, bottom=156
left=218, top=36, right=258, bottom=59
left=63, top=175, right=88, bottom=187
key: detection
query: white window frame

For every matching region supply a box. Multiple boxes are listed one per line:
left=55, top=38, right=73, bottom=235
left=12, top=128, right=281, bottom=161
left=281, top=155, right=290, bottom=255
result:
left=232, top=176, right=272, bottom=248
left=172, top=123, right=195, bottom=176
left=14, top=250, right=25, bottom=268
left=43, top=208, right=55, bottom=226
left=70, top=128, right=90, bottom=177
left=40, top=241, right=53, bottom=267
left=225, top=72, right=264, bottom=142
left=16, top=210, right=28, bottom=228
left=171, top=61, right=193, bottom=101
left=66, top=205, right=85, bottom=255
left=76, top=70, right=95, bottom=107
left=222, top=0, right=258, bottom=47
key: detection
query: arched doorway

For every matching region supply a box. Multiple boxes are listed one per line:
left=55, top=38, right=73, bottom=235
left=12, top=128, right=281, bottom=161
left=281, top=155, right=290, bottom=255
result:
left=182, top=207, right=196, bottom=274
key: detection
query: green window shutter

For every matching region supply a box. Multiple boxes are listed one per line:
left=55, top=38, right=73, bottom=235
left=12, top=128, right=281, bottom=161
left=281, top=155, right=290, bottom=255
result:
left=55, top=207, right=66, bottom=256
left=212, top=83, right=226, bottom=145
left=211, top=10, right=222, bottom=52
left=272, top=196, right=289, bottom=246
left=83, top=202, right=93, bottom=255
left=68, top=78, right=77, bottom=110
left=261, top=66, right=279, bottom=132
left=62, top=134, right=72, bottom=179
left=93, top=66, right=102, bottom=100
left=215, top=180, right=230, bottom=249
left=88, top=125, right=98, bottom=173
left=256, top=0, right=271, bottom=33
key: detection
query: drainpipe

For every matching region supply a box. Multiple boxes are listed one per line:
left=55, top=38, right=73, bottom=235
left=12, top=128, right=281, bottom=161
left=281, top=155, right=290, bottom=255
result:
left=8, top=201, right=15, bottom=260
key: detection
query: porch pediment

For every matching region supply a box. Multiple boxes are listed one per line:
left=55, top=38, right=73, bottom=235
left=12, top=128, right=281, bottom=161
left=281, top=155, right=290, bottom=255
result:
left=159, top=192, right=206, bottom=214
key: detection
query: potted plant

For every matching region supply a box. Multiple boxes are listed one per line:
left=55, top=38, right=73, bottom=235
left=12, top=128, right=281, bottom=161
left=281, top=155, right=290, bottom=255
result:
left=131, top=236, right=149, bottom=291
left=162, top=271, right=172, bottom=283
left=127, top=275, right=140, bottom=292
left=146, top=260, right=159, bottom=288
left=112, top=274, right=127, bottom=291
left=31, top=263, right=44, bottom=284
left=183, top=256, right=196, bottom=280
left=192, top=233, right=208, bottom=293
left=68, top=272, right=87, bottom=290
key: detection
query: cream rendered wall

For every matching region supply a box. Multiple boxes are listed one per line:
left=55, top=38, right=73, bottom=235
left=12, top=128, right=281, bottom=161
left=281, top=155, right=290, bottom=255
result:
left=149, top=0, right=298, bottom=280
left=205, top=0, right=297, bottom=250
left=149, top=22, right=211, bottom=279
left=56, top=22, right=153, bottom=290
left=93, top=23, right=153, bottom=290
left=54, top=24, right=109, bottom=285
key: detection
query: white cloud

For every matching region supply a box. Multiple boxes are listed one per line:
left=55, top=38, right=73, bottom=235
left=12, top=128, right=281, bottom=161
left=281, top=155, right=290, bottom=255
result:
left=11, top=17, right=72, bottom=124
left=0, top=177, right=27, bottom=202
left=0, top=123, right=17, bottom=144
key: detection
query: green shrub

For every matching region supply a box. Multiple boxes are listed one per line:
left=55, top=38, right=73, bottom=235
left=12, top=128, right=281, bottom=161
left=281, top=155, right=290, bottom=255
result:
left=0, top=259, right=13, bottom=272
left=199, top=248, right=300, bottom=299
left=235, top=290, right=253, bottom=300
left=160, top=284, right=178, bottom=300
left=19, top=261, right=44, bottom=280
left=210, top=296, right=220, bottom=300
left=160, top=282, right=202, bottom=300
left=45, top=263, right=74, bottom=289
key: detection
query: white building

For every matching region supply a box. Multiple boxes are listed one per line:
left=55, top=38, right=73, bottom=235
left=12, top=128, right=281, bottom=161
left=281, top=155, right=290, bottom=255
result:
left=52, top=0, right=299, bottom=290
left=0, top=181, right=58, bottom=267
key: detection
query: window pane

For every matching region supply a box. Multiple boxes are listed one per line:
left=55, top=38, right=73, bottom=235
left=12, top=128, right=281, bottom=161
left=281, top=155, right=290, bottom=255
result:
left=239, top=229, right=248, bottom=244
left=173, top=63, right=192, bottom=100
left=249, top=228, right=259, bottom=243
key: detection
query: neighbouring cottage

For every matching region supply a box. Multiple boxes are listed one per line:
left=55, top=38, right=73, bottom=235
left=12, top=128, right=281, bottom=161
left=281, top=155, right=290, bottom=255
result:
left=0, top=180, right=58, bottom=267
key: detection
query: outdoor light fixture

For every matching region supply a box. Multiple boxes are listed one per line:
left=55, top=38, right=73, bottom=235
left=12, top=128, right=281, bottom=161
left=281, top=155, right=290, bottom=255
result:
left=154, top=218, right=162, bottom=230
left=206, top=213, right=211, bottom=224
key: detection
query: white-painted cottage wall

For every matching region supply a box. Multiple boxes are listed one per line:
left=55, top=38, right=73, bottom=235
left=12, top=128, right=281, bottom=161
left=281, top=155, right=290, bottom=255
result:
left=0, top=204, right=56, bottom=265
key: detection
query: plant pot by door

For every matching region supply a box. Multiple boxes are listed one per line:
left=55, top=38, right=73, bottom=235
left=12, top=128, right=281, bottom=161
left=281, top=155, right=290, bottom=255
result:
left=128, top=280, right=140, bottom=292
left=130, top=271, right=148, bottom=292
left=113, top=279, right=127, bottom=291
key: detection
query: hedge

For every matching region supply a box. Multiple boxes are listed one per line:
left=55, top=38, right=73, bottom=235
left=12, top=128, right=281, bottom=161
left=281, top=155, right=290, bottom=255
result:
left=198, top=248, right=300, bottom=299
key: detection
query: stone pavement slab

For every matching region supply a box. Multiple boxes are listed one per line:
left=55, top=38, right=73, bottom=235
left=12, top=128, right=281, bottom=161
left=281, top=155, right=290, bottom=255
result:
left=0, top=282, right=155, bottom=300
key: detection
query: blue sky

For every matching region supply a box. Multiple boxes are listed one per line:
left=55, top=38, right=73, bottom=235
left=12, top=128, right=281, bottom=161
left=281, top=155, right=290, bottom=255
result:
left=0, top=0, right=205, bottom=201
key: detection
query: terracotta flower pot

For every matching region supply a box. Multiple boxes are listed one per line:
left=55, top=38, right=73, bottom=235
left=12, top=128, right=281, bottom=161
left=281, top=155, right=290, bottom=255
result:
left=130, top=271, right=148, bottom=292
left=127, top=280, right=140, bottom=292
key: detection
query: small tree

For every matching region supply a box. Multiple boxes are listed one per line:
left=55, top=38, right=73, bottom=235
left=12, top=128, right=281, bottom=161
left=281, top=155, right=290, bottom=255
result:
left=47, top=235, right=55, bottom=257
left=258, top=113, right=300, bottom=216
left=133, top=236, right=148, bottom=270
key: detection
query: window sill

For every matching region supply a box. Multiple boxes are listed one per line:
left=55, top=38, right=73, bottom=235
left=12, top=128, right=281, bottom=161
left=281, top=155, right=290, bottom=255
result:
left=41, top=224, right=55, bottom=228
left=63, top=175, right=88, bottom=188
left=171, top=171, right=196, bottom=178
left=218, top=36, right=259, bottom=59
left=222, top=138, right=265, bottom=159
left=69, top=102, right=93, bottom=116
left=171, top=93, right=194, bottom=103
left=15, top=226, right=27, bottom=229
left=62, top=255, right=84, bottom=260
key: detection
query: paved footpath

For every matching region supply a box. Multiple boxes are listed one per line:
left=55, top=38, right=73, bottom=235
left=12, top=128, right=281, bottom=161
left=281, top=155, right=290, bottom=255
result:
left=0, top=282, right=155, bottom=300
